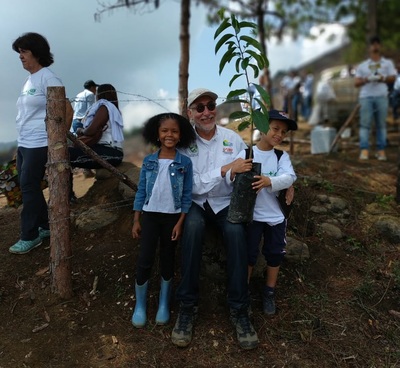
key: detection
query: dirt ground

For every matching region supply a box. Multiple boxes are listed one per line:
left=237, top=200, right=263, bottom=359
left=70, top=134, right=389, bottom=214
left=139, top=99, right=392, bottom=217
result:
left=0, top=123, right=400, bottom=368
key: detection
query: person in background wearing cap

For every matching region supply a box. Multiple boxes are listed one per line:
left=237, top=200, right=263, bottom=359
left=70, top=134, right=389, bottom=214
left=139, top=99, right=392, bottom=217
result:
left=171, top=88, right=259, bottom=350
left=233, top=110, right=297, bottom=316
left=354, top=35, right=396, bottom=161
left=72, top=80, right=98, bottom=133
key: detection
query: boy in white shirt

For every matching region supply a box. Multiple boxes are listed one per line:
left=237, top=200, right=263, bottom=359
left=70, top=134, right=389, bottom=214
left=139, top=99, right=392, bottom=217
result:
left=235, top=110, right=297, bottom=315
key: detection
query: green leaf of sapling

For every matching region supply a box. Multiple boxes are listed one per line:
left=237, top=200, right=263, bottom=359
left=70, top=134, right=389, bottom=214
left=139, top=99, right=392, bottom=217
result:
left=252, top=110, right=269, bottom=133
left=214, top=18, right=231, bottom=39
left=239, top=35, right=264, bottom=53
left=238, top=120, right=250, bottom=131
left=215, top=33, right=235, bottom=55
left=227, top=89, right=247, bottom=99
left=238, top=21, right=257, bottom=30
left=228, top=73, right=244, bottom=87
left=230, top=111, right=250, bottom=120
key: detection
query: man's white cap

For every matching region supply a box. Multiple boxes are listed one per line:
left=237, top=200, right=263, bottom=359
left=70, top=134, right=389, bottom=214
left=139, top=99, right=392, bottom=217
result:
left=187, top=88, right=218, bottom=107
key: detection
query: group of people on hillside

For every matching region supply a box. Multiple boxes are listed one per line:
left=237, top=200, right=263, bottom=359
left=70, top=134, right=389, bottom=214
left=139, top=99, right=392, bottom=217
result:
left=8, top=29, right=394, bottom=350
left=9, top=30, right=297, bottom=350
left=280, top=69, right=314, bottom=122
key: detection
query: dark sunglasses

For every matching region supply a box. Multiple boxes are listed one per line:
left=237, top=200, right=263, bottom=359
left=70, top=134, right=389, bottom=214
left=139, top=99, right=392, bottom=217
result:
left=191, top=102, right=216, bottom=113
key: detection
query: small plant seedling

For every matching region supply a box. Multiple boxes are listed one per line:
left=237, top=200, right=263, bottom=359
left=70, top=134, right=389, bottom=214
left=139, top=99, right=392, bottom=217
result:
left=214, top=9, right=271, bottom=150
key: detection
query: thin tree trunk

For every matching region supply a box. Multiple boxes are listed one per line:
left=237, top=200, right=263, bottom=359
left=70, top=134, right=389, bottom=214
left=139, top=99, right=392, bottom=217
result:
left=256, top=0, right=273, bottom=108
left=367, top=0, right=377, bottom=39
left=46, top=86, right=73, bottom=299
left=397, top=133, right=400, bottom=203
left=179, top=0, right=190, bottom=117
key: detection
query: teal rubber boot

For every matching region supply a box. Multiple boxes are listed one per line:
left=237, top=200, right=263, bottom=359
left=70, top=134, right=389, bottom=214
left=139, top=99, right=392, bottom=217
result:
left=155, top=277, right=172, bottom=325
left=131, top=281, right=148, bottom=328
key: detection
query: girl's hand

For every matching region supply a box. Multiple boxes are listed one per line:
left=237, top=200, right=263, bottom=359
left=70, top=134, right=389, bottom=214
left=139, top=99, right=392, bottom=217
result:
left=251, top=175, right=271, bottom=194
left=132, top=222, right=141, bottom=239
left=171, top=224, right=182, bottom=241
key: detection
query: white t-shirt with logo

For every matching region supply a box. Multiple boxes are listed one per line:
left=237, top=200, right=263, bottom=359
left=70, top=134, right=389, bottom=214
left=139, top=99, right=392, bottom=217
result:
left=355, top=57, right=396, bottom=98
left=16, top=67, right=63, bottom=148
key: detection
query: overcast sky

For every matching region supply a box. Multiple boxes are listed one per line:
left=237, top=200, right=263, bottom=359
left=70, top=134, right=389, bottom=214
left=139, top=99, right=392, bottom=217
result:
left=0, top=0, right=346, bottom=143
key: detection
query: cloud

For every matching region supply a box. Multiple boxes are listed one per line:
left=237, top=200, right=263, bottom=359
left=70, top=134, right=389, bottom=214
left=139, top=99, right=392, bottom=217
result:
left=0, top=1, right=347, bottom=143
left=120, top=89, right=178, bottom=132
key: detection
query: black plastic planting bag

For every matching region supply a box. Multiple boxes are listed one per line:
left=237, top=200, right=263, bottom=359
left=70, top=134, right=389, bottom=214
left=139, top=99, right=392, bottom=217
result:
left=227, top=162, right=261, bottom=224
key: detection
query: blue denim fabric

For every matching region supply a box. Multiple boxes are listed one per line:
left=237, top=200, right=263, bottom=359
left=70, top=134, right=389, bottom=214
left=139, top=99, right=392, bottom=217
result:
left=302, top=94, right=313, bottom=121
left=391, top=89, right=400, bottom=120
left=133, top=150, right=193, bottom=213
left=291, top=92, right=302, bottom=122
left=359, top=96, right=388, bottom=150
left=72, top=119, right=83, bottom=133
left=175, top=203, right=249, bottom=310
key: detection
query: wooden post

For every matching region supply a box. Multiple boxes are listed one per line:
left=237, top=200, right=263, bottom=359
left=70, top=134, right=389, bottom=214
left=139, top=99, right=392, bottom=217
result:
left=328, top=104, right=360, bottom=154
left=397, top=134, right=400, bottom=204
left=46, top=86, right=73, bottom=299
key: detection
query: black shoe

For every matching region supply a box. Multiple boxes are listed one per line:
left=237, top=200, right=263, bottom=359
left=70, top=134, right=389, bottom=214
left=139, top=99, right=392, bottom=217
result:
left=263, top=289, right=276, bottom=315
left=230, top=307, right=259, bottom=350
left=171, top=305, right=197, bottom=347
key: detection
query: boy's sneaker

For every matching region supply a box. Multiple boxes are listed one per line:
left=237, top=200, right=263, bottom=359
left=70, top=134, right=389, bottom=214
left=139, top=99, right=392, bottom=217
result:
left=263, top=289, right=276, bottom=315
left=171, top=305, right=198, bottom=347
left=9, top=237, right=42, bottom=254
left=38, top=227, right=50, bottom=239
left=230, top=307, right=259, bottom=350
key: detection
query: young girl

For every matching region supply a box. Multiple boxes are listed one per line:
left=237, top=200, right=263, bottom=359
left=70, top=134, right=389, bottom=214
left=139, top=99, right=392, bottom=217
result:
left=131, top=112, right=195, bottom=328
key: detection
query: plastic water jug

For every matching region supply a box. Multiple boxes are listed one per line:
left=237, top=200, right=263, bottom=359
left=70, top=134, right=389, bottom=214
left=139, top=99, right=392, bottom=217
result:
left=311, top=126, right=337, bottom=154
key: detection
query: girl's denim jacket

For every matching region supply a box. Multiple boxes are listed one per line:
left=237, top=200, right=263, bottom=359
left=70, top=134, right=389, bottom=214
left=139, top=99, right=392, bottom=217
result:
left=133, top=149, right=193, bottom=213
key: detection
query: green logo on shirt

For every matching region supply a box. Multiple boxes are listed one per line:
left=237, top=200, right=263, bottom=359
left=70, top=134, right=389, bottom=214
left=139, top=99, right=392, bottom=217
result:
left=188, top=143, right=198, bottom=154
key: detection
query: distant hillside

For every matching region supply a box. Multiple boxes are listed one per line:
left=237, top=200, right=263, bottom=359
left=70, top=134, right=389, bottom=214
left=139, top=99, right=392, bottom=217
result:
left=0, top=141, right=17, bottom=165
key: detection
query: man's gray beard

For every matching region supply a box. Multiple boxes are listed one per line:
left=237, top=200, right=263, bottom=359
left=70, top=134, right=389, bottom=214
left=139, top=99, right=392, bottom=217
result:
left=194, top=121, right=216, bottom=133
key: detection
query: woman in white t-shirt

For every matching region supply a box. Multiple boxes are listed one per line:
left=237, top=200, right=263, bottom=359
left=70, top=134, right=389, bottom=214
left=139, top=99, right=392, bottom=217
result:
left=9, top=32, right=73, bottom=255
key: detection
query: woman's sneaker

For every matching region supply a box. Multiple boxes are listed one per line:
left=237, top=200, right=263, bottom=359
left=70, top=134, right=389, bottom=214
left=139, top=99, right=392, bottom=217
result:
left=38, top=227, right=51, bottom=239
left=9, top=237, right=42, bottom=254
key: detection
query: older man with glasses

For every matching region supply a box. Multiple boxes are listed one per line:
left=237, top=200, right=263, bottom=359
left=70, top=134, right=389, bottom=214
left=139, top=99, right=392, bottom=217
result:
left=171, top=88, right=259, bottom=350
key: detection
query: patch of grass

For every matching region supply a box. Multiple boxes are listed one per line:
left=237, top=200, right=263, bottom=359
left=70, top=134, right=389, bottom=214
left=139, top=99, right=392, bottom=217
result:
left=321, top=179, right=334, bottom=192
left=376, top=194, right=395, bottom=208
left=345, top=236, right=364, bottom=252
left=353, top=278, right=375, bottom=300
left=392, top=261, right=400, bottom=288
